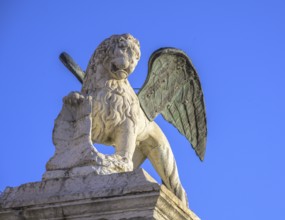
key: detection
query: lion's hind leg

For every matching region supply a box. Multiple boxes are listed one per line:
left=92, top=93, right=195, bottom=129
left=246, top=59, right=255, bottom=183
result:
left=142, top=122, right=188, bottom=206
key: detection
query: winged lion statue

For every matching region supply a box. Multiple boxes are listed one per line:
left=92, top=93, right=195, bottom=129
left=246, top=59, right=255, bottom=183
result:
left=46, top=34, right=207, bottom=206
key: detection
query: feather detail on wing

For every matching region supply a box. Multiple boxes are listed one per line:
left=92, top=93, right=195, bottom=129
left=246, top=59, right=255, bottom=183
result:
left=138, top=48, right=207, bottom=161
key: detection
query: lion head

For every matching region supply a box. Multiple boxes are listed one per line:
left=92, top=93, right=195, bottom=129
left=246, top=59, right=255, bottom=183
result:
left=82, top=34, right=141, bottom=94
left=81, top=34, right=141, bottom=142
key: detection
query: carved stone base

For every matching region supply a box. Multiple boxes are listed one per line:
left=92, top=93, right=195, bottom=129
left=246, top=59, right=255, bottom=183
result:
left=43, top=154, right=133, bottom=180
left=0, top=169, right=200, bottom=220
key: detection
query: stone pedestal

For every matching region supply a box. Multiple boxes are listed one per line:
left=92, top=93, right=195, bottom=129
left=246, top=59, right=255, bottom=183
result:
left=0, top=169, right=200, bottom=220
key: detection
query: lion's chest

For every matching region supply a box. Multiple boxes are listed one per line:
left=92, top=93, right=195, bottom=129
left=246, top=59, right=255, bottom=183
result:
left=89, top=88, right=141, bottom=144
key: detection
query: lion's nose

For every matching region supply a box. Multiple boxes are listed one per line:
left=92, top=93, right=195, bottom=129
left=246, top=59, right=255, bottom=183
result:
left=111, top=61, right=128, bottom=72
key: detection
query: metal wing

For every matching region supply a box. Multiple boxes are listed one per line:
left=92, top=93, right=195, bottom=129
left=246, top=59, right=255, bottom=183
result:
left=138, top=48, right=207, bottom=161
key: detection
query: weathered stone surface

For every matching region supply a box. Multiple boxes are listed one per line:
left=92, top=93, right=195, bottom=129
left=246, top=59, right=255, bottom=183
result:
left=0, top=169, right=200, bottom=220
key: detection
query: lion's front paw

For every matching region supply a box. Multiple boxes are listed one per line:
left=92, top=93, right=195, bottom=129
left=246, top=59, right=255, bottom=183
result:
left=63, top=91, right=85, bottom=106
left=103, top=154, right=134, bottom=172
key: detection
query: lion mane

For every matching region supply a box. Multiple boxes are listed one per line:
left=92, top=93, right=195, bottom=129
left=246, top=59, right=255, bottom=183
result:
left=81, top=34, right=141, bottom=143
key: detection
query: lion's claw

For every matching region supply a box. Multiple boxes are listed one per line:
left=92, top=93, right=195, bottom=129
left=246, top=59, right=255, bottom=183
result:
left=63, top=92, right=85, bottom=106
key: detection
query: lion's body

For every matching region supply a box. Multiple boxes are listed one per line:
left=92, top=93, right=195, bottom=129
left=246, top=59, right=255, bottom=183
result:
left=81, top=34, right=188, bottom=205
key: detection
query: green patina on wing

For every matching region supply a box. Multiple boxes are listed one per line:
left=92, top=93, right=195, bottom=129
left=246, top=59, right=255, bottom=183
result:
left=138, top=48, right=207, bottom=161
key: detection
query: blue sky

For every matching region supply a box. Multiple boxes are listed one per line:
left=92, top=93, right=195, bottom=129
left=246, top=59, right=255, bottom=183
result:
left=0, top=1, right=284, bottom=219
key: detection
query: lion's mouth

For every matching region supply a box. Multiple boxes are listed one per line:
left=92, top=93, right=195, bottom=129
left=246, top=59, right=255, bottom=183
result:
left=111, top=63, right=120, bottom=72
left=111, top=63, right=128, bottom=78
